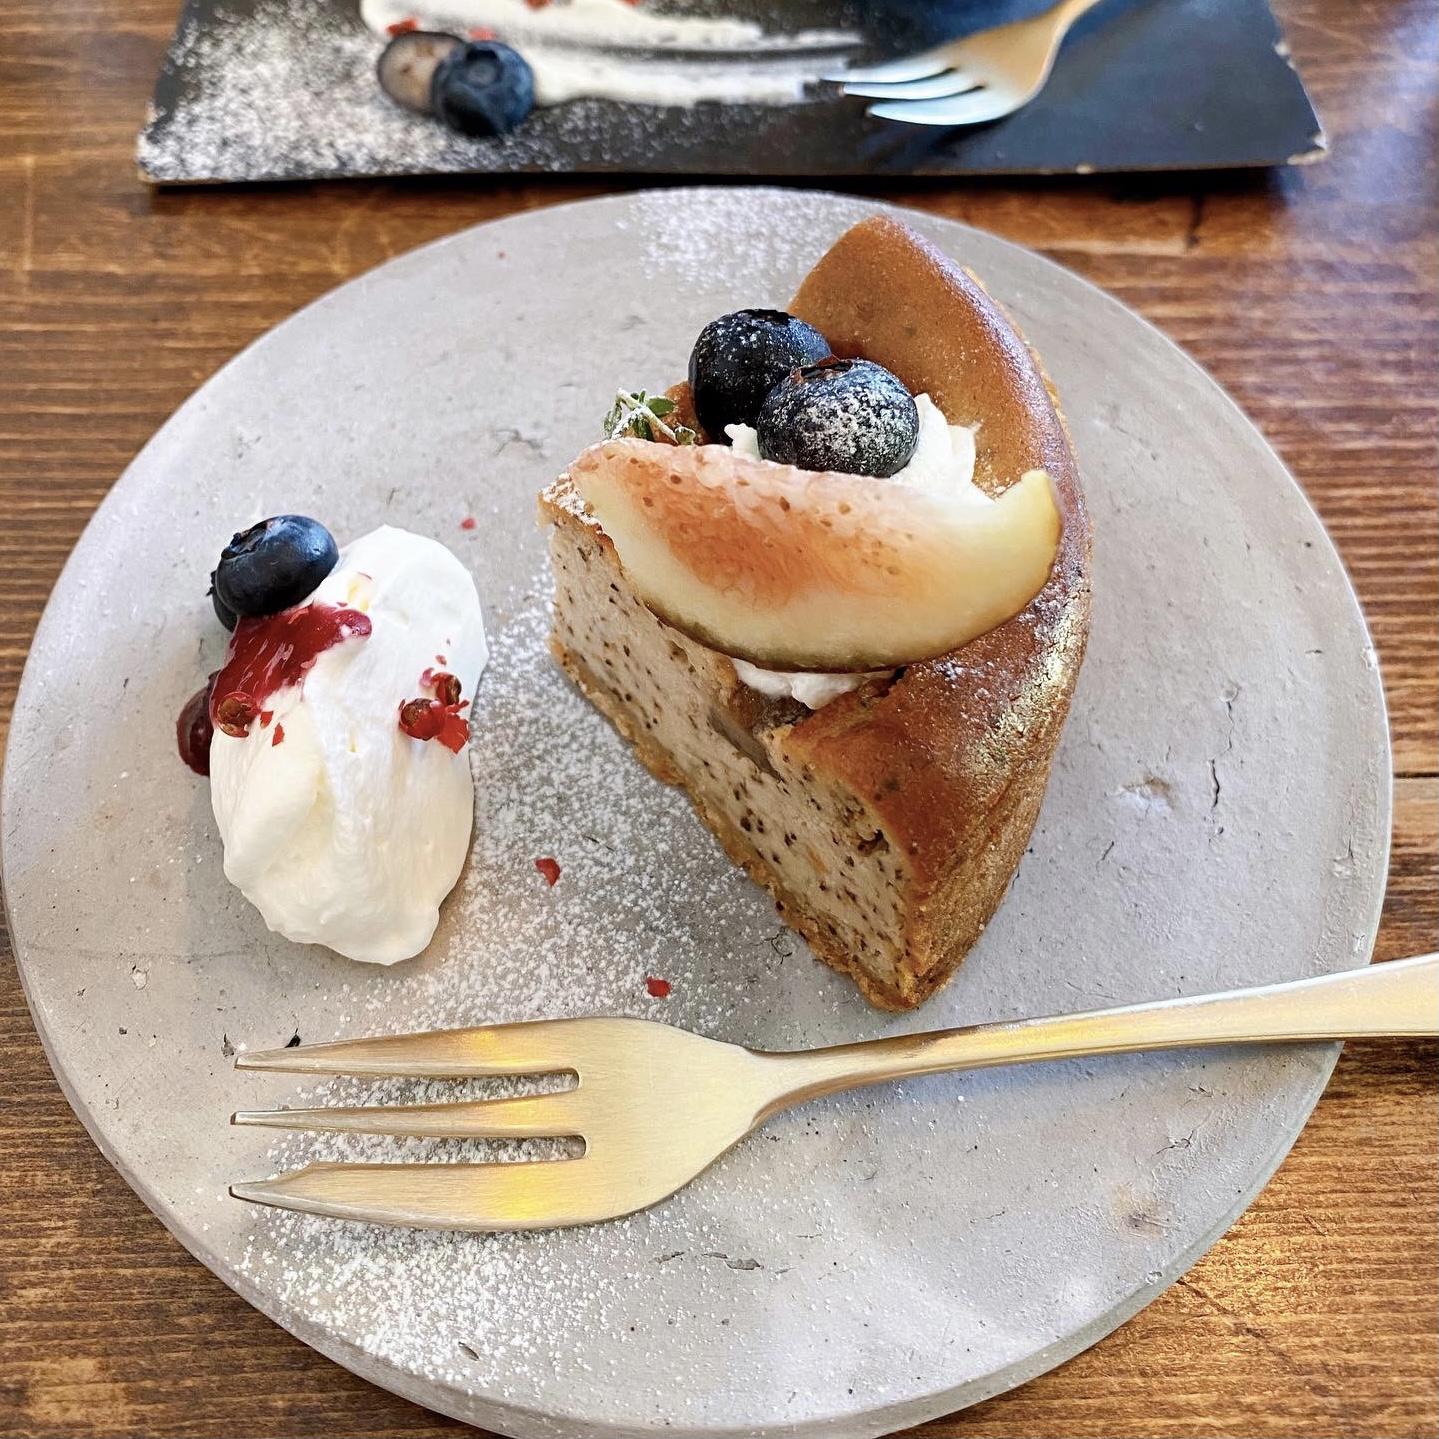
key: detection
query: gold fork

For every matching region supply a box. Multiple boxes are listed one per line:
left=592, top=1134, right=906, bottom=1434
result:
left=232, top=954, right=1438, bottom=1232
left=834, top=0, right=1109, bottom=128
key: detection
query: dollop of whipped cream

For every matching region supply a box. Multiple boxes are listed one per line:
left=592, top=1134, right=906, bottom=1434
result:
left=209, top=526, right=487, bottom=964
left=727, top=394, right=985, bottom=709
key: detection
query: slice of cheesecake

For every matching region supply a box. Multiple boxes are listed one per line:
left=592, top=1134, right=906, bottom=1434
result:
left=540, top=216, right=1091, bottom=1009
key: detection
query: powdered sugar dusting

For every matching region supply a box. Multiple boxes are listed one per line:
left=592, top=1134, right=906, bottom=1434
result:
left=539, top=475, right=598, bottom=528
left=226, top=201, right=1044, bottom=1397
left=138, top=0, right=855, bottom=183
left=9, top=189, right=1370, bottom=1434
left=623, top=185, right=852, bottom=294
left=233, top=580, right=901, bottom=1391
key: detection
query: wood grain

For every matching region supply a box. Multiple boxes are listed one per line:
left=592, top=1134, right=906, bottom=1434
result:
left=0, top=0, right=1434, bottom=1435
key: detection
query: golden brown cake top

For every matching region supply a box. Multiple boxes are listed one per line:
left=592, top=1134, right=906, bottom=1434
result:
left=778, top=216, right=1091, bottom=881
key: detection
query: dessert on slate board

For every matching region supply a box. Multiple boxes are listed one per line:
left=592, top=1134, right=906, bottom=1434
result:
left=177, top=518, right=487, bottom=964
left=540, top=216, right=1091, bottom=1010
left=369, top=0, right=854, bottom=135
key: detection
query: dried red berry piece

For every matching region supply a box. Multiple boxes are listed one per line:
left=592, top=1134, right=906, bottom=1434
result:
left=399, top=669, right=470, bottom=752
left=214, top=692, right=258, bottom=738
left=271, top=723, right=286, bottom=747
left=460, top=516, right=478, bottom=531
left=645, top=976, right=671, bottom=999
left=399, top=697, right=445, bottom=741
left=435, top=707, right=470, bottom=753
left=534, top=856, right=561, bottom=886
left=430, top=671, right=462, bottom=706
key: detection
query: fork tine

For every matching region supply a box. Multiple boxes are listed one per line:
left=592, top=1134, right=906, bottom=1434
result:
left=842, top=70, right=978, bottom=101
left=234, top=1020, right=584, bottom=1078
left=867, top=89, right=1018, bottom=127
left=232, top=1091, right=583, bottom=1140
left=823, top=49, right=953, bottom=84
left=231, top=1159, right=600, bottom=1231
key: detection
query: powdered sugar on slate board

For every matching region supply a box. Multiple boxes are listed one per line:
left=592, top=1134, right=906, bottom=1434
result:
left=138, top=0, right=851, bottom=183
left=140, top=0, right=580, bottom=182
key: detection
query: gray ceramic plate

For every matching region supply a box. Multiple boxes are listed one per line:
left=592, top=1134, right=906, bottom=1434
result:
left=1, top=189, right=1389, bottom=1438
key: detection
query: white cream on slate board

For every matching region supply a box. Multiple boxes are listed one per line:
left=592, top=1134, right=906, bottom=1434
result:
left=360, top=0, right=856, bottom=108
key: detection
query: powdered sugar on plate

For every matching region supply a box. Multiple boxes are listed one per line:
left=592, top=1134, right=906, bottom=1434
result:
left=232, top=581, right=894, bottom=1389
left=622, top=184, right=854, bottom=294
left=7, top=190, right=1384, bottom=1436
left=225, top=199, right=979, bottom=1389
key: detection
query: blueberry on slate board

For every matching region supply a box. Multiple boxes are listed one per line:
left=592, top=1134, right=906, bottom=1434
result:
left=376, top=30, right=463, bottom=114
left=688, top=309, right=832, bottom=439
left=212, top=516, right=338, bottom=620
left=432, top=41, right=535, bottom=137
left=757, top=359, right=919, bottom=479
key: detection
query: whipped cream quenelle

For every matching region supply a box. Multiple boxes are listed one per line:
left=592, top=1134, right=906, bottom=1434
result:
left=727, top=394, right=985, bottom=708
left=209, top=526, right=487, bottom=964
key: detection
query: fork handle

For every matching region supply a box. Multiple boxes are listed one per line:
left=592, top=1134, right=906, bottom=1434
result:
left=1053, top=0, right=1109, bottom=27
left=762, top=954, right=1439, bottom=1108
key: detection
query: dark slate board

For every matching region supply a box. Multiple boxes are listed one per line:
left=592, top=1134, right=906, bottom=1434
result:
left=137, top=0, right=1324, bottom=184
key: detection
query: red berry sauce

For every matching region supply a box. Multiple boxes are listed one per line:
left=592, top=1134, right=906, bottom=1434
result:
left=208, top=604, right=372, bottom=739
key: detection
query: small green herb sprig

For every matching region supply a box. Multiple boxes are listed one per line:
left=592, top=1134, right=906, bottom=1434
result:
left=603, top=389, right=697, bottom=446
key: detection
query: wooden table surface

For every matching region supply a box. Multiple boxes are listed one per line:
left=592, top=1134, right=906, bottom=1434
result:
left=1, top=1, right=1435, bottom=1435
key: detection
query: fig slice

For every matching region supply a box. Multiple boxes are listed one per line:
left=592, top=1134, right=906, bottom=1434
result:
left=568, top=439, right=1061, bottom=673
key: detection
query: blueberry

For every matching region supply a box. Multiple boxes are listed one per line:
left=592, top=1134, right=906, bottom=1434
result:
left=757, top=359, right=919, bottom=479
left=688, top=309, right=832, bottom=440
left=208, top=576, right=238, bottom=631
left=376, top=30, right=463, bottom=114
left=212, top=516, right=338, bottom=620
left=431, top=41, right=534, bottom=137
